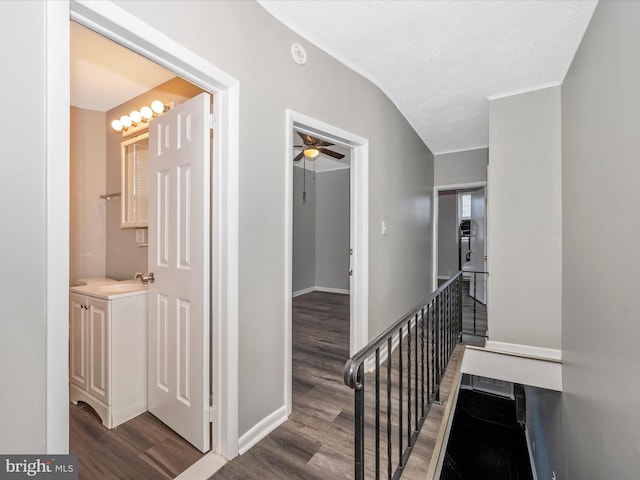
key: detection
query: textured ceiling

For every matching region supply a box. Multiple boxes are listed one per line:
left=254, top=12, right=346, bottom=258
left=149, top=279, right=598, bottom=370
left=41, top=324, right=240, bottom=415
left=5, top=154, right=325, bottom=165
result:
left=259, top=0, right=597, bottom=155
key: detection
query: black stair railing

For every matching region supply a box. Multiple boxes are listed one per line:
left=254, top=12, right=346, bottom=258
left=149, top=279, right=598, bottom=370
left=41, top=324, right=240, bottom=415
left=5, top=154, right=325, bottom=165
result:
left=463, top=270, right=489, bottom=338
left=343, top=272, right=463, bottom=480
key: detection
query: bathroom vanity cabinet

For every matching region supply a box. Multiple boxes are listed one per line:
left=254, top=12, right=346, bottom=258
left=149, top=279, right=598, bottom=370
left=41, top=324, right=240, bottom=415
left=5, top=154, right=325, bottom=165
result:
left=69, top=290, right=147, bottom=428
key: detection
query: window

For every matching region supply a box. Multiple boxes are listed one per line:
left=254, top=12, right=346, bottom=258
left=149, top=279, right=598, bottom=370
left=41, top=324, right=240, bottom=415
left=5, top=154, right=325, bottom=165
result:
left=459, top=192, right=471, bottom=219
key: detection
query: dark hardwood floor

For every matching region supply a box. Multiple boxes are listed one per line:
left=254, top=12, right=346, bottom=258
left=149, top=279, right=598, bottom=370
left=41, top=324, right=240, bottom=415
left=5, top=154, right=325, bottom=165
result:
left=211, top=291, right=352, bottom=480
left=211, top=291, right=463, bottom=480
left=69, top=290, right=463, bottom=479
left=70, top=399, right=204, bottom=479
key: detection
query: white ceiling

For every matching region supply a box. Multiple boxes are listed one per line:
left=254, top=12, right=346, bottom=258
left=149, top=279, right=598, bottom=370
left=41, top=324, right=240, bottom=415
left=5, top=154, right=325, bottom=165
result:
left=259, top=0, right=598, bottom=155
left=71, top=22, right=175, bottom=112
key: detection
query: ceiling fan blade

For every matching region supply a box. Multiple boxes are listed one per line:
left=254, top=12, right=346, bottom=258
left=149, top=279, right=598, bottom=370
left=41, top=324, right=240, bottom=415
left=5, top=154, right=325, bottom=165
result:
left=297, top=131, right=314, bottom=145
left=293, top=151, right=305, bottom=162
left=316, top=139, right=335, bottom=147
left=319, top=148, right=345, bottom=159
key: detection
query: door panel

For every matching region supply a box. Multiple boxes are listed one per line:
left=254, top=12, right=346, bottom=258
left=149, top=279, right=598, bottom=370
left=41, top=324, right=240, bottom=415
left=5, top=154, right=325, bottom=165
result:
left=87, top=297, right=110, bottom=405
left=69, top=293, right=87, bottom=389
left=148, top=93, right=211, bottom=453
left=469, top=187, right=487, bottom=304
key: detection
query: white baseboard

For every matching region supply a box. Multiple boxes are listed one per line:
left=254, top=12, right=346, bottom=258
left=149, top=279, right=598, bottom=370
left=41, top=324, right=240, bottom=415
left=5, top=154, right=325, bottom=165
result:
left=292, top=286, right=350, bottom=297
left=292, top=286, right=316, bottom=297
left=238, top=405, right=288, bottom=455
left=315, top=286, right=349, bottom=295
left=484, top=340, right=562, bottom=361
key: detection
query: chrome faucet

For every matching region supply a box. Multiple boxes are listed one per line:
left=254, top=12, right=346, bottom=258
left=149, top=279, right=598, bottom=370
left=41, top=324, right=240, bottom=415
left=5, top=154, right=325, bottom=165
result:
left=134, top=272, right=155, bottom=284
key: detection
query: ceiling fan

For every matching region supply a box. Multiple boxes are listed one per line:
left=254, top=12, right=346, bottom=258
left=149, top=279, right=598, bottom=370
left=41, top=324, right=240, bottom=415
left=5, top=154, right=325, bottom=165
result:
left=293, top=131, right=345, bottom=162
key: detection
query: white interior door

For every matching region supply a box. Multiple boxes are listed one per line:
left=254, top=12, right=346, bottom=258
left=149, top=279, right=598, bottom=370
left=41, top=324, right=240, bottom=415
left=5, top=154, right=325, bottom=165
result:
left=148, top=92, right=211, bottom=452
left=469, top=187, right=487, bottom=304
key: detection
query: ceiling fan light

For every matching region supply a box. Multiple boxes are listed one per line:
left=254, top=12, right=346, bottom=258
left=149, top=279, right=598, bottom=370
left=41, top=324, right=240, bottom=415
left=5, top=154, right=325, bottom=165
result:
left=304, top=147, right=320, bottom=158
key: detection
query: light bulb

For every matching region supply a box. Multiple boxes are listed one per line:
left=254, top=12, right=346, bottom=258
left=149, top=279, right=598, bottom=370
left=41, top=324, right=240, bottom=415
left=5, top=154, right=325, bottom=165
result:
left=303, top=147, right=320, bottom=158
left=130, top=110, right=142, bottom=124
left=140, top=106, right=153, bottom=120
left=120, top=115, right=132, bottom=128
left=151, top=100, right=165, bottom=114
left=111, top=119, right=123, bottom=132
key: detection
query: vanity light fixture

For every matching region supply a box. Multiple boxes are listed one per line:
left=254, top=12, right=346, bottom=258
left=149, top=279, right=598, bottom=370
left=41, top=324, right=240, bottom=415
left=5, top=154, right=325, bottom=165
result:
left=129, top=110, right=142, bottom=124
left=111, top=100, right=169, bottom=133
left=151, top=100, right=167, bottom=114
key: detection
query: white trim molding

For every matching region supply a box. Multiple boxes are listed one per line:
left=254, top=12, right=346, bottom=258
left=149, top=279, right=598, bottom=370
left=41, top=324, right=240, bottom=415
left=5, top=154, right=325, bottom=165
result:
left=284, top=110, right=369, bottom=418
left=46, top=0, right=71, bottom=454
left=237, top=406, right=288, bottom=455
left=292, top=287, right=316, bottom=298
left=316, top=286, right=349, bottom=295
left=484, top=340, right=562, bottom=361
left=462, top=345, right=562, bottom=391
left=292, top=286, right=351, bottom=297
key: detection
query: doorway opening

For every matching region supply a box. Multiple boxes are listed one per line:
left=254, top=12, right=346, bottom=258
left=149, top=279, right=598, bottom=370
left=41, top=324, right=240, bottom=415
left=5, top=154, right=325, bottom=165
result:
left=285, top=111, right=369, bottom=417
left=69, top=20, right=215, bottom=476
left=46, top=1, right=240, bottom=467
left=433, top=182, right=488, bottom=345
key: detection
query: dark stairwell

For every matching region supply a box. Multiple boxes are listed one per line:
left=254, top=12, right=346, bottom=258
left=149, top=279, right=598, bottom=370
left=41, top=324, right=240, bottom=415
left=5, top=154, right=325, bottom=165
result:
left=441, top=376, right=533, bottom=480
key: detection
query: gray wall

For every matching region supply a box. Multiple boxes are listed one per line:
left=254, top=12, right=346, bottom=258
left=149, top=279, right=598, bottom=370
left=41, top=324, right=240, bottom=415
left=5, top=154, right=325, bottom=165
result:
left=2, top=0, right=433, bottom=450
left=292, top=166, right=316, bottom=292
left=105, top=77, right=204, bottom=280
left=434, top=148, right=487, bottom=186
left=561, top=1, right=640, bottom=477
left=524, top=386, right=565, bottom=480
left=111, top=0, right=435, bottom=437
left=488, top=86, right=562, bottom=350
left=0, top=1, right=47, bottom=453
left=292, top=167, right=350, bottom=293
left=315, top=169, right=350, bottom=291
left=438, top=192, right=458, bottom=278
left=70, top=107, right=107, bottom=286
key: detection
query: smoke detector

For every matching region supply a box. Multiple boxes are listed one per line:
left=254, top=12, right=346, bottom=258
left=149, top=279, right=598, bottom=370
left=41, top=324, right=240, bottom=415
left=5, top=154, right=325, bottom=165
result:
left=290, top=43, right=307, bottom=65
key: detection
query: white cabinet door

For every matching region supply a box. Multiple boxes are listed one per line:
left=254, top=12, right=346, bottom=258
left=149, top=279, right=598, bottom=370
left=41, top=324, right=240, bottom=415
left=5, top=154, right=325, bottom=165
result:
left=69, top=293, right=87, bottom=390
left=87, top=297, right=110, bottom=407
left=148, top=93, right=211, bottom=452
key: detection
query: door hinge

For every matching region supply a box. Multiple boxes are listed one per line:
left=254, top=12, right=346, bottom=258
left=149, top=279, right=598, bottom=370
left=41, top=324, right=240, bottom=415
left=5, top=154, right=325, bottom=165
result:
left=208, top=405, right=215, bottom=423
left=209, top=113, right=215, bottom=130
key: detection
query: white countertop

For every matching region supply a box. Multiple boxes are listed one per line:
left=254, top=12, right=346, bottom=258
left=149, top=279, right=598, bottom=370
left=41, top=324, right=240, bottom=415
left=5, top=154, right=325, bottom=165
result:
left=70, top=280, right=148, bottom=300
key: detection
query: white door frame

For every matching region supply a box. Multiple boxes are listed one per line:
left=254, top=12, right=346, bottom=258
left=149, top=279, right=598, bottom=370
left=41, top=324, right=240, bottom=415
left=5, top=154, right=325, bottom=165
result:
left=285, top=110, right=369, bottom=415
left=432, top=181, right=487, bottom=289
left=46, top=0, right=239, bottom=459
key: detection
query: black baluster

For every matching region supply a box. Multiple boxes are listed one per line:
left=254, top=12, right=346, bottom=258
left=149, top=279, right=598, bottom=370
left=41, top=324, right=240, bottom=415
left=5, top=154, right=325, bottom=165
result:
left=375, top=348, right=380, bottom=480
left=355, top=364, right=364, bottom=480
left=387, top=337, right=392, bottom=479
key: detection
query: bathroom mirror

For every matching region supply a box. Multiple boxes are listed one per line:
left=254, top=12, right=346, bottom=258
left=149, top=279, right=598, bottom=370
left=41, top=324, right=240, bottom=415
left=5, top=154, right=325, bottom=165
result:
left=121, top=132, right=149, bottom=228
